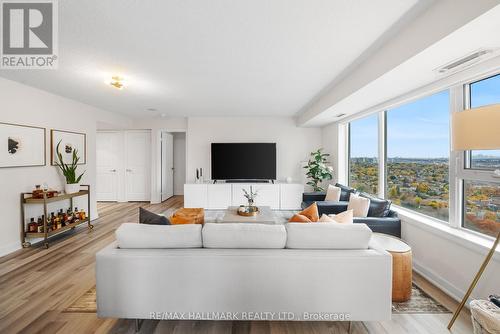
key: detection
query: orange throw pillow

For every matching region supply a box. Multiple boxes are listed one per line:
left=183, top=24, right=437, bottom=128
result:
left=170, top=208, right=204, bottom=225
left=298, top=202, right=319, bottom=222
left=288, top=214, right=312, bottom=223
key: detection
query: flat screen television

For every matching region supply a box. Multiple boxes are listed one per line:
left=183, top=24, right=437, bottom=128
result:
left=211, top=143, right=276, bottom=181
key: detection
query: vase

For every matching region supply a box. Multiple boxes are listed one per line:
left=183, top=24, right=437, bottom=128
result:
left=65, top=183, right=80, bottom=194
left=248, top=199, right=254, bottom=207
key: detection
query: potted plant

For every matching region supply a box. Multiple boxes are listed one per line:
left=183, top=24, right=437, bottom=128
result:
left=54, top=140, right=85, bottom=194
left=304, top=148, right=333, bottom=192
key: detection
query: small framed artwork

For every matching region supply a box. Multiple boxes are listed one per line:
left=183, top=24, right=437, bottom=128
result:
left=51, top=129, right=86, bottom=165
left=0, top=122, right=46, bottom=168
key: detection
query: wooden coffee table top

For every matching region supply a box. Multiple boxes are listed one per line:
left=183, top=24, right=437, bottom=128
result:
left=221, top=206, right=277, bottom=224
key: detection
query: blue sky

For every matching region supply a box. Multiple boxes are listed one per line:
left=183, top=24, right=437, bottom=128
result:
left=350, top=74, right=500, bottom=159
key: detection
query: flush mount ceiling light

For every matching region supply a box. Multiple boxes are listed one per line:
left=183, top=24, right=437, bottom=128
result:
left=107, top=76, right=125, bottom=90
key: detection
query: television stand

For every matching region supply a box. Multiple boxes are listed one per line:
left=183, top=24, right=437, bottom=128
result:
left=224, top=180, right=273, bottom=183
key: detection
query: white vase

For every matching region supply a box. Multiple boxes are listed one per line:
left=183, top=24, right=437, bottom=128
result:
left=65, top=183, right=80, bottom=194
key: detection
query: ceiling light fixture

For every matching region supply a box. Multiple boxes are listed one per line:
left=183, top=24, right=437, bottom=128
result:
left=107, top=76, right=125, bottom=90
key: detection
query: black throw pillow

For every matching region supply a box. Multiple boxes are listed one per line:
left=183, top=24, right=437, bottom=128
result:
left=139, top=207, right=170, bottom=225
left=335, top=183, right=356, bottom=201
left=359, top=193, right=392, bottom=217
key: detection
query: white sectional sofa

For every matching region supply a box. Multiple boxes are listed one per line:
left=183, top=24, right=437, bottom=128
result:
left=96, top=222, right=392, bottom=324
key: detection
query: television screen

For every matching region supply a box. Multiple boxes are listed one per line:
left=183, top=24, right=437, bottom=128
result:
left=211, top=143, right=276, bottom=180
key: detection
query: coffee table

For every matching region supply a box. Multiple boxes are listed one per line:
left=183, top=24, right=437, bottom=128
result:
left=221, top=206, right=277, bottom=224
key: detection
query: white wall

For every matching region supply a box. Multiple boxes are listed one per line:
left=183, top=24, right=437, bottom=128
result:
left=173, top=132, right=186, bottom=195
left=186, top=117, right=322, bottom=183
left=403, top=220, right=499, bottom=303
left=0, top=77, right=132, bottom=256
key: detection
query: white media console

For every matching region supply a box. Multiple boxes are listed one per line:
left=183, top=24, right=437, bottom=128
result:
left=184, top=183, right=304, bottom=210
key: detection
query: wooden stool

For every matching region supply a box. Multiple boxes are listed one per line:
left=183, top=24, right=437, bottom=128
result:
left=171, top=208, right=205, bottom=225
left=372, top=233, right=412, bottom=302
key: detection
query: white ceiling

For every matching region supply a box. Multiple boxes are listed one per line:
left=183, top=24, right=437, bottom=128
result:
left=299, top=2, right=500, bottom=126
left=0, top=0, right=420, bottom=118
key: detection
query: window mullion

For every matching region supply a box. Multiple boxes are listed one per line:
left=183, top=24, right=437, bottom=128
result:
left=378, top=111, right=386, bottom=199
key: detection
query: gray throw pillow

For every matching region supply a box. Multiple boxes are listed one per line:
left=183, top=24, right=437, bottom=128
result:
left=139, top=207, right=170, bottom=225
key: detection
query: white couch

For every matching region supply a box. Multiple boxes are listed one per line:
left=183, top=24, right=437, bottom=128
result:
left=96, top=223, right=392, bottom=323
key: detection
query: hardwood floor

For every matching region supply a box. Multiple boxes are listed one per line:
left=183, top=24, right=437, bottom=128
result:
left=0, top=196, right=473, bottom=334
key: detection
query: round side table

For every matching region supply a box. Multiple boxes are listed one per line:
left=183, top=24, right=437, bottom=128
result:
left=372, top=233, right=412, bottom=302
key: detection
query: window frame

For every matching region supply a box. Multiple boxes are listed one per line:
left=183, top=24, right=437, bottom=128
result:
left=343, top=69, right=500, bottom=240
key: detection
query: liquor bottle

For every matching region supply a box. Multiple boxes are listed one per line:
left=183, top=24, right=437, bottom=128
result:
left=28, top=218, right=36, bottom=232
left=79, top=209, right=86, bottom=220
left=50, top=212, right=56, bottom=231
left=67, top=208, right=73, bottom=223
left=59, top=209, right=65, bottom=227
left=37, top=217, right=43, bottom=233
left=74, top=207, right=79, bottom=222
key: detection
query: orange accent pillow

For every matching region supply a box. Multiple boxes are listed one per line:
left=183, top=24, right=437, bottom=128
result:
left=170, top=208, right=204, bottom=225
left=288, top=214, right=312, bottom=223
left=298, top=202, right=319, bottom=222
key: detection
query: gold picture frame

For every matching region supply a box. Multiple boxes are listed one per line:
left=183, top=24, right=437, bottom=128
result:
left=50, top=129, right=87, bottom=165
left=0, top=122, right=46, bottom=168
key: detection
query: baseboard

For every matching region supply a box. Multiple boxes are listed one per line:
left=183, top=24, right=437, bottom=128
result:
left=413, top=259, right=471, bottom=307
left=0, top=241, right=21, bottom=258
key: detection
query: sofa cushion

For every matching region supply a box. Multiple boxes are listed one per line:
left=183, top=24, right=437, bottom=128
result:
left=289, top=214, right=313, bottom=223
left=139, top=207, right=170, bottom=225
left=347, top=194, right=370, bottom=217
left=335, top=183, right=356, bottom=201
left=202, top=223, right=286, bottom=249
left=285, top=223, right=372, bottom=249
left=325, top=184, right=341, bottom=201
left=116, top=223, right=202, bottom=248
left=328, top=209, right=354, bottom=224
left=359, top=193, right=392, bottom=217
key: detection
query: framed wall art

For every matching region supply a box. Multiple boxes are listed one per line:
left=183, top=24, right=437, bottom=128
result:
left=0, top=122, right=46, bottom=168
left=51, top=129, right=87, bottom=165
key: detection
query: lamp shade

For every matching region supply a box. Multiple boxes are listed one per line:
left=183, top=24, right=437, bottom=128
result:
left=452, top=104, right=500, bottom=150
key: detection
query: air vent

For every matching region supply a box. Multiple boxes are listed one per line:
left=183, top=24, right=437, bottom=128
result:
left=336, top=113, right=346, bottom=118
left=436, top=49, right=497, bottom=74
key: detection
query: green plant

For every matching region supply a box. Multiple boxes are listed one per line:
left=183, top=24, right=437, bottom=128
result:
left=54, top=140, right=85, bottom=184
left=304, top=148, right=333, bottom=192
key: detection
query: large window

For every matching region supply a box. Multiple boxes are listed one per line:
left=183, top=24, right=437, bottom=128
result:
left=461, top=74, right=500, bottom=237
left=468, top=74, right=500, bottom=170
left=349, top=114, right=378, bottom=194
left=386, top=91, right=450, bottom=221
left=463, top=181, right=500, bottom=238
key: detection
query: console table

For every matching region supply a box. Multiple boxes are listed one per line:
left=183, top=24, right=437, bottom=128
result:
left=184, top=182, right=303, bottom=210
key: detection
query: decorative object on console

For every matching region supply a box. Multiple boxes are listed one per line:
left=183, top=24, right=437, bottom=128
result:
left=139, top=208, right=170, bottom=225
left=170, top=208, right=204, bottom=225
left=303, top=148, right=333, bottom=191
left=237, top=205, right=259, bottom=217
left=242, top=186, right=258, bottom=207
left=347, top=193, right=370, bottom=217
left=0, top=122, right=46, bottom=168
left=195, top=168, right=203, bottom=183
left=324, top=184, right=341, bottom=201
left=448, top=103, right=500, bottom=330
left=51, top=129, right=86, bottom=165
left=54, top=140, right=86, bottom=194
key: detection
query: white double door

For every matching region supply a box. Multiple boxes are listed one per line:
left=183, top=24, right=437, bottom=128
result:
left=96, top=130, right=151, bottom=202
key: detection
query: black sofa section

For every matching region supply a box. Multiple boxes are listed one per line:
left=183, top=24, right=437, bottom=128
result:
left=301, top=187, right=401, bottom=238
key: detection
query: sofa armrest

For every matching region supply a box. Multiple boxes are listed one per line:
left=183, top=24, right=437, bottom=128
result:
left=302, top=192, right=326, bottom=202
left=353, top=216, right=401, bottom=238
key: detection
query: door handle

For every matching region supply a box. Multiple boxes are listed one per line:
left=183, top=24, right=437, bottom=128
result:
left=126, top=169, right=132, bottom=172
left=110, top=169, right=117, bottom=172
